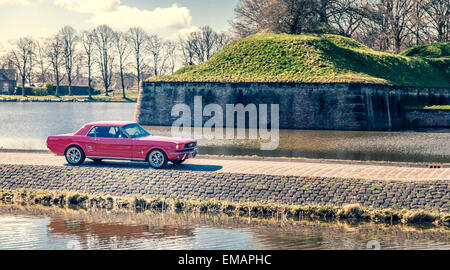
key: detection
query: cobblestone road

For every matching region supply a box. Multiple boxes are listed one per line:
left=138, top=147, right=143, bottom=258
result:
left=0, top=152, right=448, bottom=181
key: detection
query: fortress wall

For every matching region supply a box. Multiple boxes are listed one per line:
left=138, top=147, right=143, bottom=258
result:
left=136, top=81, right=450, bottom=131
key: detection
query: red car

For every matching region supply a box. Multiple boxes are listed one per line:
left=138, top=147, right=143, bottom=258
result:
left=47, top=121, right=198, bottom=169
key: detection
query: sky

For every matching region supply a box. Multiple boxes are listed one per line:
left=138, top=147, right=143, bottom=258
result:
left=0, top=0, right=239, bottom=48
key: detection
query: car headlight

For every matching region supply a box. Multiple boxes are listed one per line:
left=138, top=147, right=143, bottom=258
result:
left=176, top=144, right=180, bottom=150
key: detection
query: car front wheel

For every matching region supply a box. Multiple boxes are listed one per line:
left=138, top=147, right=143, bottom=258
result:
left=148, top=149, right=168, bottom=169
left=65, top=146, right=85, bottom=166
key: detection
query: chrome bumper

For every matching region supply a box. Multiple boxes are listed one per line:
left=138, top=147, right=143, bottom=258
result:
left=169, top=148, right=199, bottom=156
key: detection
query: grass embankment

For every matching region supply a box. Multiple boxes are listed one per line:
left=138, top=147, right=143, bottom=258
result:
left=401, top=42, right=450, bottom=59
left=0, top=89, right=139, bottom=103
left=149, top=33, right=450, bottom=88
left=407, top=105, right=450, bottom=110
left=0, top=189, right=448, bottom=227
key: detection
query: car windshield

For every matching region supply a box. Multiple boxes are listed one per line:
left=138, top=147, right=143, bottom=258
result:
left=122, top=123, right=150, bottom=138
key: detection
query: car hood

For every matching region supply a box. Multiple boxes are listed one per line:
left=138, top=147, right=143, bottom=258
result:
left=136, top=135, right=196, bottom=144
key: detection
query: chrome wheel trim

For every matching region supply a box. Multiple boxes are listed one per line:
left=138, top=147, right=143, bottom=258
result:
left=67, top=147, right=82, bottom=164
left=149, top=150, right=164, bottom=167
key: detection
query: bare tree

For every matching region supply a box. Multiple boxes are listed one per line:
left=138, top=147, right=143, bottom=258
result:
left=165, top=41, right=177, bottom=74
left=147, top=34, right=168, bottom=77
left=35, top=39, right=49, bottom=83
left=93, top=25, right=115, bottom=96
left=424, top=0, right=450, bottom=42
left=268, top=0, right=317, bottom=35
left=46, top=36, right=64, bottom=97
left=59, top=26, right=78, bottom=95
left=231, top=0, right=273, bottom=37
left=386, top=0, right=415, bottom=53
left=178, top=34, right=196, bottom=66
left=81, top=30, right=95, bottom=99
left=214, top=32, right=233, bottom=54
left=113, top=31, right=130, bottom=98
left=25, top=46, right=34, bottom=85
left=127, top=27, right=148, bottom=92
left=178, top=27, right=229, bottom=66
left=9, top=37, right=35, bottom=95
left=330, top=0, right=364, bottom=36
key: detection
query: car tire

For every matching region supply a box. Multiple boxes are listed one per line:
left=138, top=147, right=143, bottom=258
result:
left=65, top=146, right=85, bottom=166
left=171, top=160, right=185, bottom=165
left=147, top=149, right=168, bottom=169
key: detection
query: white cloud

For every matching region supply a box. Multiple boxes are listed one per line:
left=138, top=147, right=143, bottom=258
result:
left=53, top=1, right=192, bottom=31
left=174, top=26, right=201, bottom=38
left=0, top=0, right=30, bottom=6
left=89, top=4, right=192, bottom=30
left=53, top=0, right=120, bottom=13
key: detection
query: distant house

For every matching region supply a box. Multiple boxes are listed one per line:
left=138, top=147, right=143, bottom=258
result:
left=0, top=69, right=17, bottom=94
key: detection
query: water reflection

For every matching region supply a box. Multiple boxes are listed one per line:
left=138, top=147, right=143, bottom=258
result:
left=0, top=206, right=448, bottom=250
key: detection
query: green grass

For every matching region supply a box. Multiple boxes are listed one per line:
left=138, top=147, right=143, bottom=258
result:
left=149, top=33, right=450, bottom=88
left=0, top=89, right=139, bottom=102
left=401, top=43, right=450, bottom=59
left=407, top=105, right=450, bottom=110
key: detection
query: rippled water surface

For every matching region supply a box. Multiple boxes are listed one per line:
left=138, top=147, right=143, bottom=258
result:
left=0, top=207, right=448, bottom=250
left=0, top=103, right=449, bottom=162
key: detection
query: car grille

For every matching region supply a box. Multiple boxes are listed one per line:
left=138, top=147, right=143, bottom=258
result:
left=184, top=142, right=197, bottom=149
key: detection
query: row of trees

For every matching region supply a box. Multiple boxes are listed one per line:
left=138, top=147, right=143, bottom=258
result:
left=1, top=25, right=231, bottom=97
left=232, top=0, right=449, bottom=53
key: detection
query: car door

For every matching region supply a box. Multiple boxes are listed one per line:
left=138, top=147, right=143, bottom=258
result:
left=84, top=126, right=99, bottom=156
left=94, top=126, right=133, bottom=158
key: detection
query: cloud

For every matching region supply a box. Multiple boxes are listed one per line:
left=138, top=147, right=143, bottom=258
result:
left=174, top=26, right=201, bottom=38
left=0, top=0, right=30, bottom=6
left=53, top=0, right=120, bottom=13
left=89, top=4, right=192, bottom=30
left=54, top=1, right=192, bottom=31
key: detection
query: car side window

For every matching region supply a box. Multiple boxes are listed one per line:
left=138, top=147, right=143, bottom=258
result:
left=87, top=127, right=97, bottom=137
left=96, top=126, right=114, bottom=138
left=94, top=126, right=127, bottom=139
left=117, top=128, right=128, bottom=139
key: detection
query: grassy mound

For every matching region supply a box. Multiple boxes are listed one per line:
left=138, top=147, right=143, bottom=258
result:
left=401, top=43, right=450, bottom=59
left=150, top=33, right=449, bottom=88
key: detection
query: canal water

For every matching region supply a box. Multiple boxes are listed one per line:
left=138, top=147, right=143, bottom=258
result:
left=0, top=102, right=449, bottom=163
left=0, top=206, right=448, bottom=250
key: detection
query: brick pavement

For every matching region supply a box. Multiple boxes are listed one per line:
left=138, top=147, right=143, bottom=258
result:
left=0, top=152, right=449, bottom=181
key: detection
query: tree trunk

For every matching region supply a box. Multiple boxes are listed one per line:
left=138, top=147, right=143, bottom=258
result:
left=121, top=68, right=126, bottom=99
left=55, top=79, right=60, bottom=97
left=21, top=75, right=26, bottom=96
left=68, top=79, right=72, bottom=96
left=88, top=65, right=92, bottom=100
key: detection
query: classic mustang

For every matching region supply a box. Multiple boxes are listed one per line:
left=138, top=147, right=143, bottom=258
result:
left=46, top=121, right=198, bottom=169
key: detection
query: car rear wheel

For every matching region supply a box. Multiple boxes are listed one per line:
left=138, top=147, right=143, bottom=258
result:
left=65, top=146, right=85, bottom=166
left=171, top=160, right=185, bottom=165
left=148, top=149, right=168, bottom=169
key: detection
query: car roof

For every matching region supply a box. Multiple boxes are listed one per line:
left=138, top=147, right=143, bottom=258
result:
left=85, top=121, right=136, bottom=127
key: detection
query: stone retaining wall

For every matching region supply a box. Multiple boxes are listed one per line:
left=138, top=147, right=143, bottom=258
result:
left=0, top=164, right=448, bottom=212
left=406, top=109, right=450, bottom=128
left=136, top=81, right=450, bottom=131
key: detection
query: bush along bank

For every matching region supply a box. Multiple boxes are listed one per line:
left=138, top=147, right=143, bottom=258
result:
left=0, top=189, right=448, bottom=227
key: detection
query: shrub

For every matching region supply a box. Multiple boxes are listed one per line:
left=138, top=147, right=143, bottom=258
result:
left=401, top=210, right=437, bottom=224
left=338, top=204, right=366, bottom=220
